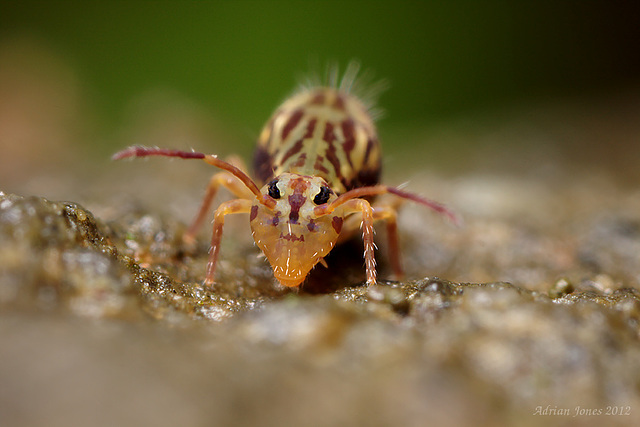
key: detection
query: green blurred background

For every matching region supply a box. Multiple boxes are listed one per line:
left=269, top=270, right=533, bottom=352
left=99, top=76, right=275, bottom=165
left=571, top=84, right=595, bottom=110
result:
left=1, top=0, right=639, bottom=166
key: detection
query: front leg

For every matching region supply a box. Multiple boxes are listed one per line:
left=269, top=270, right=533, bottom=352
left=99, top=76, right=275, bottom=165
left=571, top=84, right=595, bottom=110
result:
left=335, top=202, right=402, bottom=282
left=184, top=170, right=255, bottom=246
left=372, top=205, right=402, bottom=281
left=204, top=199, right=253, bottom=286
left=341, top=198, right=377, bottom=285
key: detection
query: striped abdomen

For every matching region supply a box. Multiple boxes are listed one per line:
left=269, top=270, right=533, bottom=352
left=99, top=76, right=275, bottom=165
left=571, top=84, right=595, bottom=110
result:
left=253, top=88, right=382, bottom=194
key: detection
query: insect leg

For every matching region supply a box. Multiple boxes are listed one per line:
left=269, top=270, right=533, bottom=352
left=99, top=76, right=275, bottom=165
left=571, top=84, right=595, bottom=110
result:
left=372, top=205, right=403, bottom=280
left=205, top=198, right=253, bottom=286
left=337, top=203, right=403, bottom=280
left=184, top=171, right=256, bottom=246
left=341, top=198, right=377, bottom=286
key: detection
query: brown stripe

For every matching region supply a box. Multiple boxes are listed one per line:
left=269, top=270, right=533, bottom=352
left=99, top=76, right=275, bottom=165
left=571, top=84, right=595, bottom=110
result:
left=291, top=153, right=307, bottom=168
left=323, top=121, right=336, bottom=144
left=281, top=109, right=304, bottom=140
left=310, top=92, right=325, bottom=105
left=313, top=156, right=330, bottom=175
left=303, top=118, right=316, bottom=139
left=341, top=119, right=356, bottom=168
left=363, top=137, right=377, bottom=165
left=323, top=122, right=343, bottom=185
left=252, top=145, right=275, bottom=184
left=333, top=94, right=346, bottom=111
left=358, top=136, right=381, bottom=187
left=281, top=139, right=304, bottom=164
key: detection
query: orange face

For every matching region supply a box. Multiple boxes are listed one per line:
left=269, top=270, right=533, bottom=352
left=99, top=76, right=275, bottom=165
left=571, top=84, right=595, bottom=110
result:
left=249, top=173, right=344, bottom=287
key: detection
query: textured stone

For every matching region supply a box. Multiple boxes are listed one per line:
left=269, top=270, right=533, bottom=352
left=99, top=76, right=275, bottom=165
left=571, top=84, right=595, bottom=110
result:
left=2, top=182, right=640, bottom=426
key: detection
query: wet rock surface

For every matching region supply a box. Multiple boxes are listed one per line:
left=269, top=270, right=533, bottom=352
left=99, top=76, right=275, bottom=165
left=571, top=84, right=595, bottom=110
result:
left=3, top=150, right=640, bottom=427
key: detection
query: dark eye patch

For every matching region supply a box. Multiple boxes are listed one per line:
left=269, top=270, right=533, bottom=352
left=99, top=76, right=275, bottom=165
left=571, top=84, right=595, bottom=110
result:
left=313, top=186, right=332, bottom=205
left=268, top=179, right=281, bottom=199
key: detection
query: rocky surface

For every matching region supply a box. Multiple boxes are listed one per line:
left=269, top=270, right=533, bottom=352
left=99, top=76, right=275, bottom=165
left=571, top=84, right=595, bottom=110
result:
left=2, top=88, right=640, bottom=426
left=3, top=141, right=640, bottom=426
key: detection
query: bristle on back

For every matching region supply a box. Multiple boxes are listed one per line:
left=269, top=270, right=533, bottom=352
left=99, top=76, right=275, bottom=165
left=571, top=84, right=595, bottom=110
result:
left=295, top=60, right=388, bottom=121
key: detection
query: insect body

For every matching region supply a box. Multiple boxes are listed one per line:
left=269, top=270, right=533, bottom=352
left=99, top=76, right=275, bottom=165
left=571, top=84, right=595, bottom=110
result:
left=113, top=70, right=458, bottom=288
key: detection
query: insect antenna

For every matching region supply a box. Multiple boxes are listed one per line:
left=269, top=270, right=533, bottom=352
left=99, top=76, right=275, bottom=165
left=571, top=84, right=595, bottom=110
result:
left=386, top=186, right=461, bottom=226
left=112, top=146, right=276, bottom=208
left=315, top=185, right=461, bottom=226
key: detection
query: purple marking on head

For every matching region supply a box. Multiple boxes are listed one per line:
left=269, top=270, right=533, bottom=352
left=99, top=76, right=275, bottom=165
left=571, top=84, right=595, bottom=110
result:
left=288, top=193, right=305, bottom=223
left=250, top=205, right=258, bottom=222
left=279, top=233, right=304, bottom=242
left=332, top=216, right=343, bottom=234
left=307, top=218, right=318, bottom=232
